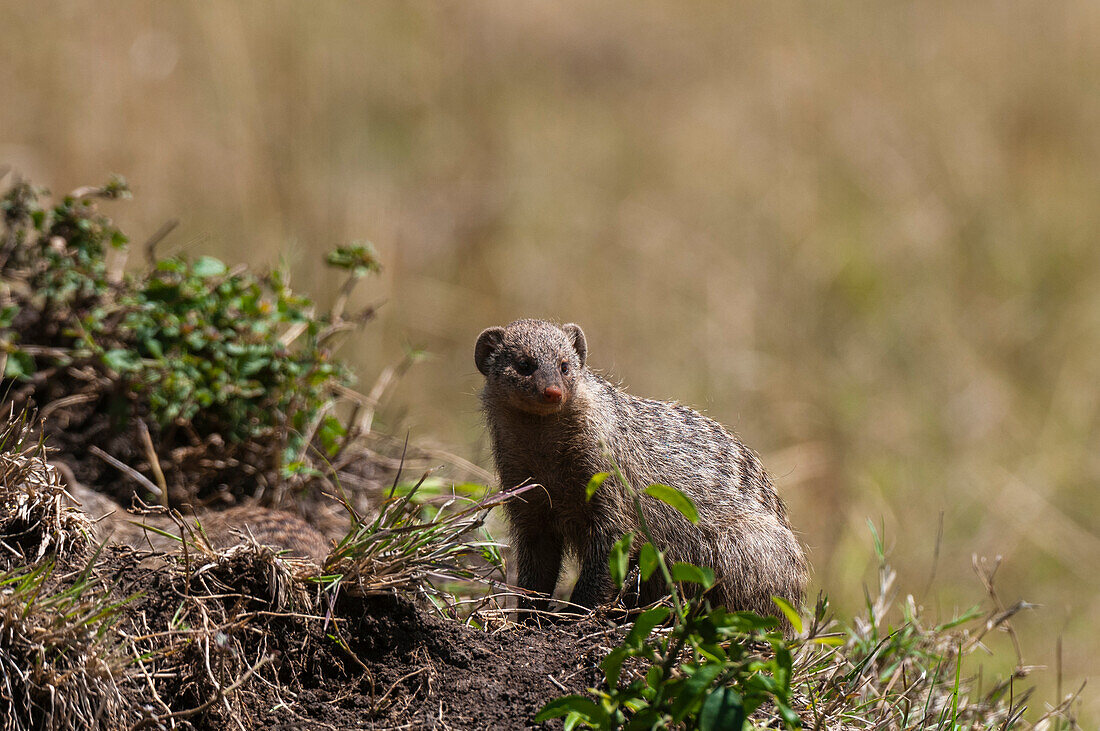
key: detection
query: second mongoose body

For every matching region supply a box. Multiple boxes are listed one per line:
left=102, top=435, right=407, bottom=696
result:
left=54, top=462, right=330, bottom=562
left=475, top=319, right=807, bottom=618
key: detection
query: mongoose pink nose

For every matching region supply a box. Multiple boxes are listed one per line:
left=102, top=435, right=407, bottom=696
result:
left=543, top=386, right=563, bottom=403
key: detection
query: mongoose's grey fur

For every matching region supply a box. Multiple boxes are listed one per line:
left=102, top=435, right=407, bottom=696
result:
left=475, top=319, right=807, bottom=618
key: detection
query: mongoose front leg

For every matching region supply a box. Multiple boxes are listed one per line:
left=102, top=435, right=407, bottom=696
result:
left=512, top=531, right=564, bottom=616
left=568, top=531, right=615, bottom=610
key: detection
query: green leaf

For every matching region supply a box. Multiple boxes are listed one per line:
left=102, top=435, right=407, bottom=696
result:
left=609, top=532, right=634, bottom=588
left=671, top=664, right=724, bottom=722
left=700, top=687, right=745, bottom=731
left=638, top=543, right=660, bottom=581
left=3, top=350, right=35, bottom=379
left=0, top=305, right=18, bottom=328
left=601, top=646, right=628, bottom=689
left=626, top=606, right=670, bottom=647
left=535, top=695, right=607, bottom=724
left=778, top=703, right=802, bottom=728
left=625, top=708, right=661, bottom=731
left=670, top=562, right=715, bottom=588
left=143, top=338, right=164, bottom=359
left=319, top=414, right=347, bottom=456
left=771, top=596, right=803, bottom=634
left=644, top=483, right=699, bottom=524
left=155, top=257, right=184, bottom=272
left=585, top=472, right=610, bottom=501
left=102, top=348, right=140, bottom=373
left=281, top=460, right=312, bottom=478
left=720, top=610, right=779, bottom=633
left=192, top=256, right=228, bottom=278
left=325, top=242, right=382, bottom=276
left=696, top=641, right=729, bottom=663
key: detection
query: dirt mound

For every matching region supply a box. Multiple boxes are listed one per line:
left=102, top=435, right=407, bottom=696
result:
left=88, top=543, right=612, bottom=730
left=0, top=399, right=592, bottom=729
left=250, top=592, right=611, bottom=730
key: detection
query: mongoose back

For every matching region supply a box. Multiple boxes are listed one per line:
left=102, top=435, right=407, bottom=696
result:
left=475, top=319, right=807, bottom=618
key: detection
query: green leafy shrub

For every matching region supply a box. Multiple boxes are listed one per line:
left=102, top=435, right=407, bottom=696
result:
left=0, top=177, right=379, bottom=501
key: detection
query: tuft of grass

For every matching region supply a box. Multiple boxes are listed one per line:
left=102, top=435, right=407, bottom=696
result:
left=539, top=475, right=1085, bottom=730
left=0, top=410, right=141, bottom=730
left=320, top=463, right=524, bottom=616
left=0, top=408, right=91, bottom=567
left=0, top=560, right=140, bottom=731
left=789, top=536, right=1084, bottom=731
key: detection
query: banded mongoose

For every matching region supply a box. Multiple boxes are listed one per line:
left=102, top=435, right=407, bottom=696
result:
left=52, top=462, right=330, bottom=562
left=475, top=319, right=808, bottom=618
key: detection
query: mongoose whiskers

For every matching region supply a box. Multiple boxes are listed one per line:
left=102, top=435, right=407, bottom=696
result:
left=475, top=319, right=808, bottom=619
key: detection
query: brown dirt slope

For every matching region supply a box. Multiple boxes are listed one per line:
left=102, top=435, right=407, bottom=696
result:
left=88, top=542, right=614, bottom=730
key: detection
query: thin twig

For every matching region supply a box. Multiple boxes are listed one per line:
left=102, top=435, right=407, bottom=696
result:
left=137, top=420, right=169, bottom=508
left=142, top=219, right=179, bottom=267
left=89, top=446, right=162, bottom=497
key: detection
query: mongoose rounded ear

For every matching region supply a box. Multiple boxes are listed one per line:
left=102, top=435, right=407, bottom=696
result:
left=562, top=323, right=587, bottom=367
left=475, top=327, right=506, bottom=376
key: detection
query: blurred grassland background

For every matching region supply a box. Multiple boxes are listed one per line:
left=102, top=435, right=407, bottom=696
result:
left=3, top=0, right=1098, bottom=720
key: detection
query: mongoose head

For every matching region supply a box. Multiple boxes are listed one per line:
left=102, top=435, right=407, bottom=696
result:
left=475, top=319, right=587, bottom=416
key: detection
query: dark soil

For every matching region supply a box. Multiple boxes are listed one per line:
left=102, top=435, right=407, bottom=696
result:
left=90, top=544, right=617, bottom=730
left=255, top=594, right=613, bottom=730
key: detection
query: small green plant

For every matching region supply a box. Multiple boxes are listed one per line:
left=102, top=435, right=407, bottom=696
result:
left=537, top=471, right=802, bottom=730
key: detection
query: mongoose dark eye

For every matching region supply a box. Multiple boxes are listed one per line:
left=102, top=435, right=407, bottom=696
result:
left=515, top=358, right=537, bottom=376
left=560, top=360, right=570, bottom=375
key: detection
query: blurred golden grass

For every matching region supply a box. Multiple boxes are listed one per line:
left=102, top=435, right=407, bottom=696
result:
left=3, top=0, right=1098, bottom=720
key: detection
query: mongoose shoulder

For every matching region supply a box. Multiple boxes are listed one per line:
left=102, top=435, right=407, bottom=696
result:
left=54, top=462, right=329, bottom=563
left=475, top=319, right=807, bottom=619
